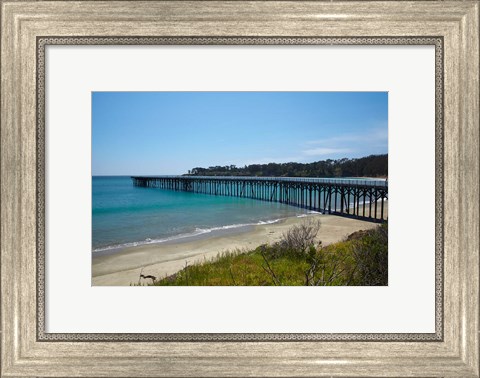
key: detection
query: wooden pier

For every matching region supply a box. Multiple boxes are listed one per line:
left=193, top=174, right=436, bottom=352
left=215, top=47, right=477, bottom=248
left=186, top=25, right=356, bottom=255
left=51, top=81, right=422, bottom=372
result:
left=131, top=176, right=388, bottom=222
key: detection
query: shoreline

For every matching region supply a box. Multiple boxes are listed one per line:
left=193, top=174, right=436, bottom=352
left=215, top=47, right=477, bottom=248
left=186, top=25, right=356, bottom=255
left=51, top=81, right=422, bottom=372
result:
left=92, top=219, right=280, bottom=257
left=92, top=206, right=387, bottom=286
left=93, top=202, right=386, bottom=256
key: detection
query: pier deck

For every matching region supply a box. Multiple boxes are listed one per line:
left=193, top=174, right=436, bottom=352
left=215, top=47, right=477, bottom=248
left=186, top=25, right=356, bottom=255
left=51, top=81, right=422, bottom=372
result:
left=132, top=176, right=388, bottom=222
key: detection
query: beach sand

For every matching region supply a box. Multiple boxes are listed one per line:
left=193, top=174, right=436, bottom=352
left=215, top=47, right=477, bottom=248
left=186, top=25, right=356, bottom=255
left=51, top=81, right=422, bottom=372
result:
left=92, top=205, right=387, bottom=286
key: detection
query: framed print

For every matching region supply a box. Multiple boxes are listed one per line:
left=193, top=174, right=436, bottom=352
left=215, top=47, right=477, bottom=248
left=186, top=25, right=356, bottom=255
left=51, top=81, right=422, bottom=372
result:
left=1, top=1, right=478, bottom=377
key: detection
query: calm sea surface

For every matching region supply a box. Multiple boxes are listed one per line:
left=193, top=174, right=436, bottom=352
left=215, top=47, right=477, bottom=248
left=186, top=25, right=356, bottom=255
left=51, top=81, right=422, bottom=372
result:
left=92, top=176, right=312, bottom=252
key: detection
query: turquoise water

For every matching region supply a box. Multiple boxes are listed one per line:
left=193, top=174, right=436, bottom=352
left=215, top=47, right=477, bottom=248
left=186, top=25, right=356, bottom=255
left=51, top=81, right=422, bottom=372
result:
left=92, top=176, right=311, bottom=252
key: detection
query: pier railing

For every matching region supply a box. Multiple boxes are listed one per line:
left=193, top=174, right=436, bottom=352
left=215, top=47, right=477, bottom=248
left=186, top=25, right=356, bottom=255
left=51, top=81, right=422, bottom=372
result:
left=132, top=175, right=386, bottom=187
left=131, top=175, right=388, bottom=222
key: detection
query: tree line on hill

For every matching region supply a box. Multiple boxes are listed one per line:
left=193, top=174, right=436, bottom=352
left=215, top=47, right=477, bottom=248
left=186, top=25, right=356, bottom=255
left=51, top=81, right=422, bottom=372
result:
left=185, top=154, right=387, bottom=178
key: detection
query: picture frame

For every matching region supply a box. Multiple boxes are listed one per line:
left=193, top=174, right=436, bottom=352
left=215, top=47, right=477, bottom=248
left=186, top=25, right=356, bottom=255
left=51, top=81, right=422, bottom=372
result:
left=1, top=1, right=478, bottom=376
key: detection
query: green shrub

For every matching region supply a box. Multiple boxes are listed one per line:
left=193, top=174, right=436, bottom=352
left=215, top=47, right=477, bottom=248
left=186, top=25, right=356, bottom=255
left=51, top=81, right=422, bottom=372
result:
left=351, top=223, right=388, bottom=285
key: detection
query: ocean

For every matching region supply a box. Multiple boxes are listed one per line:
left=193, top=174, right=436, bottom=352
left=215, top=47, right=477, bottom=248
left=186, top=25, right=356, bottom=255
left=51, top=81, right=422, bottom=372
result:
left=92, top=176, right=312, bottom=252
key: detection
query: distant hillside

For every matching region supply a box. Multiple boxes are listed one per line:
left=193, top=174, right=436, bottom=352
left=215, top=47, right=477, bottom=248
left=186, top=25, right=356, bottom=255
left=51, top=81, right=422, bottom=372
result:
left=186, top=154, right=388, bottom=178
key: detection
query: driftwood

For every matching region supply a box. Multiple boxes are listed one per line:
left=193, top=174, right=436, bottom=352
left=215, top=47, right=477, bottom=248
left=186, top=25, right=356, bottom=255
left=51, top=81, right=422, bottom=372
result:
left=138, top=268, right=156, bottom=284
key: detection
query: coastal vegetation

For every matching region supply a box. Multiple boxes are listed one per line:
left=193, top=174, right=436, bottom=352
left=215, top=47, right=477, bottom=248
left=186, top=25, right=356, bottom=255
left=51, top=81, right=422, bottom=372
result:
left=186, top=154, right=387, bottom=178
left=149, top=220, right=388, bottom=286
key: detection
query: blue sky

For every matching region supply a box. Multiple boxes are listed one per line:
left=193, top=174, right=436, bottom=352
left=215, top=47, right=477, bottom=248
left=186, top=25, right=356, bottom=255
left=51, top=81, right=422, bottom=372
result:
left=92, top=92, right=388, bottom=175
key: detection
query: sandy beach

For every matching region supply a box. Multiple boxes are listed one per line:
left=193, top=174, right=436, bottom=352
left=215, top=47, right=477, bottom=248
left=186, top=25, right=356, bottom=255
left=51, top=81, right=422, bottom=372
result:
left=92, top=205, right=387, bottom=286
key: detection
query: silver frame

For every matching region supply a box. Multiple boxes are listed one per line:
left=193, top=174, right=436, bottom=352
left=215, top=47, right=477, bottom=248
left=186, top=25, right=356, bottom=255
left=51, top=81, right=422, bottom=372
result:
left=2, top=2, right=478, bottom=376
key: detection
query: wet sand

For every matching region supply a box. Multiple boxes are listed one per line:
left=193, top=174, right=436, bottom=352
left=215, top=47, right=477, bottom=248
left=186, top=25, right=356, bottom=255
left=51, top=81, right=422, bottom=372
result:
left=92, top=206, right=387, bottom=286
